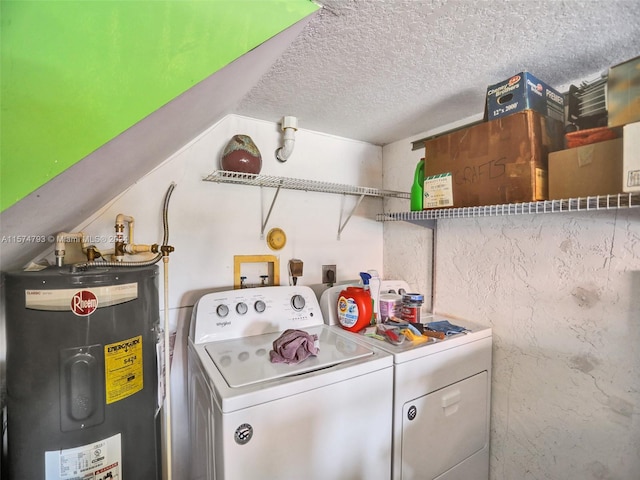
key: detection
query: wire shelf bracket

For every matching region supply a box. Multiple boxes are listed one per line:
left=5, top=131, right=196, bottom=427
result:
left=204, top=170, right=411, bottom=239
left=260, top=183, right=282, bottom=238
left=337, top=193, right=366, bottom=240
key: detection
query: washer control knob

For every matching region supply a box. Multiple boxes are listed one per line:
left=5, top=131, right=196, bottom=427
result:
left=216, top=304, right=229, bottom=317
left=254, top=300, right=266, bottom=313
left=236, top=302, right=248, bottom=315
left=291, top=294, right=305, bottom=311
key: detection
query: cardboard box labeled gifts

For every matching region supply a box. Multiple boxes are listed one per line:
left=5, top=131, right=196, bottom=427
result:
left=423, top=110, right=564, bottom=208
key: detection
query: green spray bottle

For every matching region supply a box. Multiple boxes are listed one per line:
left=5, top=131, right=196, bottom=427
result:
left=410, top=158, right=425, bottom=211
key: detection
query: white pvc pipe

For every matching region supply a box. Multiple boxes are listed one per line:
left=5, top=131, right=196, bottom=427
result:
left=275, top=116, right=298, bottom=162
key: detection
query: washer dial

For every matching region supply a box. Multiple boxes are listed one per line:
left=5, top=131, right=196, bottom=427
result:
left=291, top=294, right=305, bottom=311
left=254, top=300, right=266, bottom=313
left=216, top=304, right=229, bottom=317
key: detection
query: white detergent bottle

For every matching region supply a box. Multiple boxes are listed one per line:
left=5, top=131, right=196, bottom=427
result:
left=367, top=270, right=381, bottom=324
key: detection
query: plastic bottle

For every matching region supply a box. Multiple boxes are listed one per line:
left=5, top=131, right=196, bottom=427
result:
left=367, top=270, right=381, bottom=324
left=337, top=286, right=373, bottom=332
left=360, top=272, right=376, bottom=325
left=359, top=272, right=371, bottom=293
left=410, top=158, right=425, bottom=211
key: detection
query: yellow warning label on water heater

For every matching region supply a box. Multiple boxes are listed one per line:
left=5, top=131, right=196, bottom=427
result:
left=105, top=335, right=143, bottom=404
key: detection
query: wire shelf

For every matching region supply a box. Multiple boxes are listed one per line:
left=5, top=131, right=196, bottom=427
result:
left=204, top=170, right=411, bottom=199
left=377, top=193, right=640, bottom=222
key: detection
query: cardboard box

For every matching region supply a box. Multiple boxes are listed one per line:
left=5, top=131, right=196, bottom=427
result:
left=623, top=121, right=640, bottom=192
left=486, top=72, right=564, bottom=122
left=608, top=56, right=640, bottom=128
left=423, top=110, right=564, bottom=208
left=548, top=138, right=623, bottom=199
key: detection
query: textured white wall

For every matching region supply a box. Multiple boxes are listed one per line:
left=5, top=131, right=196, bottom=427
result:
left=26, top=111, right=640, bottom=478
left=383, top=135, right=640, bottom=478
left=57, top=114, right=384, bottom=304
left=382, top=135, right=434, bottom=309
left=56, top=114, right=385, bottom=477
left=436, top=212, right=640, bottom=479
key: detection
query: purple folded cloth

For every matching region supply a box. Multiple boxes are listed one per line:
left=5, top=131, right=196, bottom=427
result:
left=270, top=329, right=319, bottom=364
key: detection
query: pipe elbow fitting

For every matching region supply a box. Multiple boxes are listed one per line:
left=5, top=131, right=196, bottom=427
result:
left=275, top=116, right=298, bottom=162
left=276, top=136, right=295, bottom=162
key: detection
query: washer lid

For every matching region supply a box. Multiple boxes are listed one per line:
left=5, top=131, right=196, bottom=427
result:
left=205, top=325, right=373, bottom=388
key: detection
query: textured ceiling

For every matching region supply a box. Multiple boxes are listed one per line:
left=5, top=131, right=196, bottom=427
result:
left=236, top=0, right=640, bottom=145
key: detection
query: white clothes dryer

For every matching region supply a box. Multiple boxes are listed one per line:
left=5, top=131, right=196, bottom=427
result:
left=187, top=285, right=394, bottom=480
left=320, top=281, right=492, bottom=480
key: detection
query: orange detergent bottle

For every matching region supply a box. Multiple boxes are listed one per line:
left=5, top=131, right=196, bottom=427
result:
left=337, top=286, right=373, bottom=332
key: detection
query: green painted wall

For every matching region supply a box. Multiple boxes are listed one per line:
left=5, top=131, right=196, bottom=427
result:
left=0, top=0, right=318, bottom=211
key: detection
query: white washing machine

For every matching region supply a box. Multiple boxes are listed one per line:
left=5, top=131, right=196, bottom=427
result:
left=187, top=285, right=394, bottom=480
left=320, top=281, right=492, bottom=480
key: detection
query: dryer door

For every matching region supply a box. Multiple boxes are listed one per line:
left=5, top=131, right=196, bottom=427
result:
left=400, top=371, right=488, bottom=479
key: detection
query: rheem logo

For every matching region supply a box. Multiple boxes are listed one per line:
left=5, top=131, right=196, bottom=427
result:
left=71, top=290, right=98, bottom=316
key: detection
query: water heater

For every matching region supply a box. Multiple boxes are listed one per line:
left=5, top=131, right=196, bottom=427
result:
left=4, top=265, right=161, bottom=480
